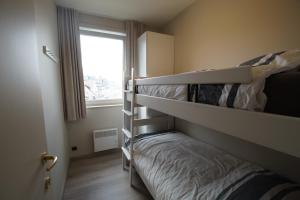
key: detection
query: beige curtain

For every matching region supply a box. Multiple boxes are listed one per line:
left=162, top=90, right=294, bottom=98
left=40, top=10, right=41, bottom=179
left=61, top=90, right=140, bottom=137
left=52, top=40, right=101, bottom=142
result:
left=125, top=21, right=146, bottom=77
left=57, top=6, right=86, bottom=121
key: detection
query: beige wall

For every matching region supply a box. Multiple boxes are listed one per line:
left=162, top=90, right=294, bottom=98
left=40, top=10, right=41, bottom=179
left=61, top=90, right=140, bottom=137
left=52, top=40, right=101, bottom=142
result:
left=34, top=0, right=69, bottom=199
left=164, top=0, right=300, bottom=73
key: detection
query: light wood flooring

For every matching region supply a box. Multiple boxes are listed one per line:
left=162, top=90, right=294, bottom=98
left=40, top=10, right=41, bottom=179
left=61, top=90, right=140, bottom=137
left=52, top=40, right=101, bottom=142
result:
left=63, top=150, right=153, bottom=200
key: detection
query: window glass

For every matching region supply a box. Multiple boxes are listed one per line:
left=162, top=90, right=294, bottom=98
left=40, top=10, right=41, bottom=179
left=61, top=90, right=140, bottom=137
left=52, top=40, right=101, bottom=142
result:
left=80, top=34, right=123, bottom=103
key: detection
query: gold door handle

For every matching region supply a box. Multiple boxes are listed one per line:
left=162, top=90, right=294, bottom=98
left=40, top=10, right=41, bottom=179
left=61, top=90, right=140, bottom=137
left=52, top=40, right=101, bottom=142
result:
left=41, top=152, right=58, bottom=171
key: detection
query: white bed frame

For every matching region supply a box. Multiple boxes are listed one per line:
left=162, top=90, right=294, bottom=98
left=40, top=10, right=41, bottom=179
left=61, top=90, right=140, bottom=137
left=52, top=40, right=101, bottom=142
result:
left=129, top=65, right=253, bottom=85
left=122, top=68, right=300, bottom=186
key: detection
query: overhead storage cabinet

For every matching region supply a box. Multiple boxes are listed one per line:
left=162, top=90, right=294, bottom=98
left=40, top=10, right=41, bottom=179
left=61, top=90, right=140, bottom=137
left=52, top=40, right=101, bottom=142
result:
left=137, top=31, right=174, bottom=77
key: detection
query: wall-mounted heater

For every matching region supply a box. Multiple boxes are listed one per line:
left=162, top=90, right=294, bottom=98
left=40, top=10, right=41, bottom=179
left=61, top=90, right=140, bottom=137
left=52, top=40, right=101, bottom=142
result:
left=93, top=128, right=118, bottom=152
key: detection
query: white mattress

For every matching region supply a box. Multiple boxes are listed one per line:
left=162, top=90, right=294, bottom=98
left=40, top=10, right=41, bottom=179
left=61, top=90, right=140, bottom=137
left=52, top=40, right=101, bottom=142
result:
left=133, top=132, right=260, bottom=200
left=137, top=85, right=187, bottom=101
left=133, top=132, right=300, bottom=200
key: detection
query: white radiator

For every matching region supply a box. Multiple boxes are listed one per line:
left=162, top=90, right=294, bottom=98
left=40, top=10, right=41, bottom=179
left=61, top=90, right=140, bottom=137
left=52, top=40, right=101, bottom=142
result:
left=93, top=128, right=118, bottom=152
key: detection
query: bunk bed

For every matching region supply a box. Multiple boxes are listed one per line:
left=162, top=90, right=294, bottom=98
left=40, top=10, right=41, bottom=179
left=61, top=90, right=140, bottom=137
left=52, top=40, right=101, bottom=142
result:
left=121, top=50, right=300, bottom=200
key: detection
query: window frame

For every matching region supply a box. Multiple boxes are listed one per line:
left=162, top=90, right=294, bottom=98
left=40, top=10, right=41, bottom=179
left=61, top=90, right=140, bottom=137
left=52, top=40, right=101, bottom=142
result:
left=79, top=27, right=126, bottom=107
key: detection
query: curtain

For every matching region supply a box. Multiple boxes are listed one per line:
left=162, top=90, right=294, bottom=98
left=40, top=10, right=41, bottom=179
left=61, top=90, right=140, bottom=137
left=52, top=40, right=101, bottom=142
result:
left=125, top=21, right=146, bottom=78
left=57, top=6, right=86, bottom=121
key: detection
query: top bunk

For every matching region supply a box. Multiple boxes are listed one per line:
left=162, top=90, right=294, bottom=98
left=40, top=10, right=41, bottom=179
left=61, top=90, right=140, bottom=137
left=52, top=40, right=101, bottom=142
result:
left=129, top=50, right=300, bottom=85
left=129, top=50, right=300, bottom=117
left=125, top=50, right=300, bottom=159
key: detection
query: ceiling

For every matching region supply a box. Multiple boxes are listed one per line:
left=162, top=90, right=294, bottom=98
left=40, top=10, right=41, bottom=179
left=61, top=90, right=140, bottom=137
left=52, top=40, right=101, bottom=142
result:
left=55, top=0, right=195, bottom=27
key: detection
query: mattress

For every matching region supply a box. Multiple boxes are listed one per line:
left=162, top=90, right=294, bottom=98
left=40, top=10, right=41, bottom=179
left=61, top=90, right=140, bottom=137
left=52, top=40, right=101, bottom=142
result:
left=134, top=50, right=300, bottom=117
left=137, top=85, right=187, bottom=101
left=133, top=132, right=300, bottom=200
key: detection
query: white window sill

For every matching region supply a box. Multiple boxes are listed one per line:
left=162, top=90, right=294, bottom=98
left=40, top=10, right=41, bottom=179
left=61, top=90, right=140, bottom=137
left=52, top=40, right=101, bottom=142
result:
left=86, top=104, right=123, bottom=109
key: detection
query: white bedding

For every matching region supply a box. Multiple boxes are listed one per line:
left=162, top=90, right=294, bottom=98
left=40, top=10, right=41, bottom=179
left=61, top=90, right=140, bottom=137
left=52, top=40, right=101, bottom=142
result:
left=137, top=85, right=187, bottom=101
left=133, top=132, right=260, bottom=200
left=133, top=132, right=300, bottom=200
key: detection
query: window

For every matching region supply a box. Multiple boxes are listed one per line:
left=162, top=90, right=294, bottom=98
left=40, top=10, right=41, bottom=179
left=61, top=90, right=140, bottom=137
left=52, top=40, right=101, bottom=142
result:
left=80, top=30, right=124, bottom=106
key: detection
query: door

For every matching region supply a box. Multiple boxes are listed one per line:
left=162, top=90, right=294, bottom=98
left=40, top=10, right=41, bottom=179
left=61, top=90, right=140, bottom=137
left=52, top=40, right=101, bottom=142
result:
left=0, top=0, right=52, bottom=199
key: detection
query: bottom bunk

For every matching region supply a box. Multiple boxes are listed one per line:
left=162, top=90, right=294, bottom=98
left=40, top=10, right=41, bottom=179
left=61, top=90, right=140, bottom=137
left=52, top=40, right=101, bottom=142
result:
left=132, top=132, right=300, bottom=200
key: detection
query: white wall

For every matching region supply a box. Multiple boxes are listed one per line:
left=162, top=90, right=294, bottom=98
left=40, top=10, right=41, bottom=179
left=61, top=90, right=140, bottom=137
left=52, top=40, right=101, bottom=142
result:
left=67, top=106, right=123, bottom=157
left=34, top=0, right=69, bottom=199
left=0, top=0, right=49, bottom=199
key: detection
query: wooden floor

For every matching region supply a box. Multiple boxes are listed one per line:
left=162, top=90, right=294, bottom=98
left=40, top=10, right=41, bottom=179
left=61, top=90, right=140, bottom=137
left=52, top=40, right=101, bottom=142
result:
left=63, top=150, right=153, bottom=200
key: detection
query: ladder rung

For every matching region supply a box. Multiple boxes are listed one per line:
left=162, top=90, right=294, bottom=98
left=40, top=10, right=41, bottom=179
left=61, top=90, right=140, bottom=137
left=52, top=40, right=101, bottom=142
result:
left=123, top=90, right=133, bottom=93
left=121, top=147, right=131, bottom=160
left=122, top=128, right=132, bottom=138
left=122, top=109, right=133, bottom=116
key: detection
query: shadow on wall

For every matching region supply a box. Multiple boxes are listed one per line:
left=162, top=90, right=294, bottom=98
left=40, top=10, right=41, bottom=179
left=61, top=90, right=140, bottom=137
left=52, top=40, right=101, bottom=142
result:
left=175, top=118, right=300, bottom=183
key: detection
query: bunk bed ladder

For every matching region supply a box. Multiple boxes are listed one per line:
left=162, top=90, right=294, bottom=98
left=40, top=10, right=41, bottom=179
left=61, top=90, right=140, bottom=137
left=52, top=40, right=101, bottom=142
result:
left=122, top=68, right=135, bottom=186
left=129, top=68, right=135, bottom=186
left=122, top=68, right=174, bottom=186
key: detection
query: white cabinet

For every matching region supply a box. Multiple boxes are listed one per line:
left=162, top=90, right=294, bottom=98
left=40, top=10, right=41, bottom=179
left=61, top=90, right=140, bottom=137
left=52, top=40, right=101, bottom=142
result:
left=137, top=31, right=174, bottom=77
